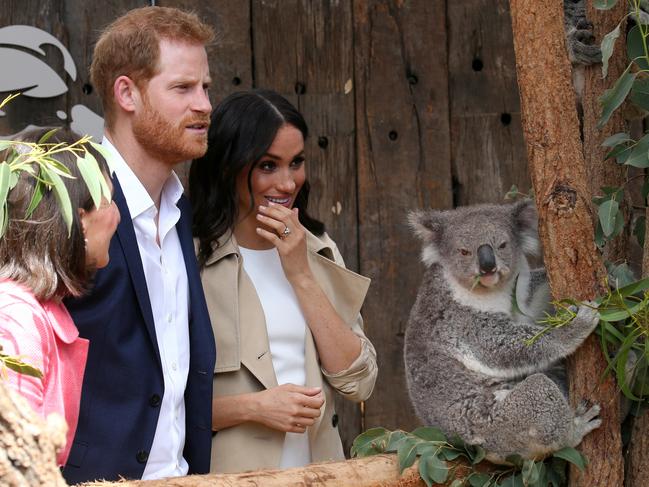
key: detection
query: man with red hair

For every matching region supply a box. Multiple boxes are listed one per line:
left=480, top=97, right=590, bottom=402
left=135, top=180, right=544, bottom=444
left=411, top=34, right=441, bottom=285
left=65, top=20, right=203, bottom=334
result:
left=63, top=7, right=216, bottom=483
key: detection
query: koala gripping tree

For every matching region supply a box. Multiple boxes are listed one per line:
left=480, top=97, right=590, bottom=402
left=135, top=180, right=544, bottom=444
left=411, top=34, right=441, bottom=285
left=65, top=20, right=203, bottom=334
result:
left=509, top=0, right=624, bottom=486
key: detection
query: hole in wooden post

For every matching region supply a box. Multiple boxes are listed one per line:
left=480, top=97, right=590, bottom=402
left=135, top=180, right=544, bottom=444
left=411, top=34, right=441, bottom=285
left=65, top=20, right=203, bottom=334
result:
left=82, top=83, right=93, bottom=95
left=318, top=136, right=328, bottom=149
left=389, top=131, right=398, bottom=141
left=232, top=76, right=241, bottom=86
left=501, top=113, right=512, bottom=126
left=472, top=58, right=484, bottom=71
left=294, top=82, right=306, bottom=95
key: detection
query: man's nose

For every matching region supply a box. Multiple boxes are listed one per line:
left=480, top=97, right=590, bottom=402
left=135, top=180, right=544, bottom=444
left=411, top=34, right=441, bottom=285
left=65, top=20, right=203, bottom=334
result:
left=193, top=88, right=212, bottom=113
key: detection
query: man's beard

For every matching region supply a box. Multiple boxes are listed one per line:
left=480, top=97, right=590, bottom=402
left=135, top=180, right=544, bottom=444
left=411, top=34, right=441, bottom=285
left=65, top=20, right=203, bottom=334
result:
left=132, top=97, right=209, bottom=165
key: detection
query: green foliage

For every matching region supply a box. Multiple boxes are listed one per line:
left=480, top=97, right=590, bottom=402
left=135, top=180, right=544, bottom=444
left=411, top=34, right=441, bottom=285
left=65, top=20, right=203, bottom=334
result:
left=351, top=427, right=586, bottom=487
left=0, top=345, right=43, bottom=379
left=0, top=94, right=110, bottom=238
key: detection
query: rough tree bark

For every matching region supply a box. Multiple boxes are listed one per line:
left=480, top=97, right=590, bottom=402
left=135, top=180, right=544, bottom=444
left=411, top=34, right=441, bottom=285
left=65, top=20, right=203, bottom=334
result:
left=508, top=0, right=624, bottom=486
left=583, top=2, right=629, bottom=263
left=627, top=199, right=649, bottom=487
left=0, top=380, right=67, bottom=486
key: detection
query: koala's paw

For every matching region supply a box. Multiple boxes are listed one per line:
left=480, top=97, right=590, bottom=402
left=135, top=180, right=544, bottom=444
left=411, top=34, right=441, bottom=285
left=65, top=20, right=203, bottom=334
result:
left=571, top=403, right=601, bottom=445
left=573, top=301, right=600, bottom=333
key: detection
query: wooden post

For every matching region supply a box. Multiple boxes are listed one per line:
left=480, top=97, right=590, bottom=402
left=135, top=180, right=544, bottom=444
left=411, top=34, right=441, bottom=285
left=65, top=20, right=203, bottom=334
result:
left=508, top=0, right=624, bottom=486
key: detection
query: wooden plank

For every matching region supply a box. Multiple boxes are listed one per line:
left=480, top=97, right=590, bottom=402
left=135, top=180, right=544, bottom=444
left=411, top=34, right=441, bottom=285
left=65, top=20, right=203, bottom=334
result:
left=161, top=0, right=253, bottom=187
left=61, top=0, right=148, bottom=141
left=0, top=0, right=67, bottom=135
left=447, top=0, right=529, bottom=205
left=354, top=0, right=453, bottom=434
left=252, top=0, right=360, bottom=456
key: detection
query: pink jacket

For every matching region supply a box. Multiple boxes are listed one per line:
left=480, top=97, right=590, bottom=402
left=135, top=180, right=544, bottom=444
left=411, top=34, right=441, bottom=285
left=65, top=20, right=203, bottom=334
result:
left=0, top=280, right=88, bottom=466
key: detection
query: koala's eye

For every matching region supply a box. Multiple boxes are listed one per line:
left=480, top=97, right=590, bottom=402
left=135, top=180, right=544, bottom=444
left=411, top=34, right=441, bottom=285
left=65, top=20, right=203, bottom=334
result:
left=459, top=248, right=470, bottom=256
left=499, top=242, right=507, bottom=249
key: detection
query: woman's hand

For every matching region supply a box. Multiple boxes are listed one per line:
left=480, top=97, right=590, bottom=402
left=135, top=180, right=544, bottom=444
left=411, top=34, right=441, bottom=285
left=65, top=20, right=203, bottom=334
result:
left=256, top=203, right=313, bottom=285
left=253, top=384, right=324, bottom=433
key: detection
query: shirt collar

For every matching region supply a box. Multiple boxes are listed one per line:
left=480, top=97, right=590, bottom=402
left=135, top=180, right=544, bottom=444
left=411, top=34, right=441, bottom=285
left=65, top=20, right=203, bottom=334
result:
left=101, top=136, right=184, bottom=220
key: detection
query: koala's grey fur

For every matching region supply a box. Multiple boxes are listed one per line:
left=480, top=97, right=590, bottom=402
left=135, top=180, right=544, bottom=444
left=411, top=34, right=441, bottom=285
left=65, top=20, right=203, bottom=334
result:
left=404, top=200, right=601, bottom=463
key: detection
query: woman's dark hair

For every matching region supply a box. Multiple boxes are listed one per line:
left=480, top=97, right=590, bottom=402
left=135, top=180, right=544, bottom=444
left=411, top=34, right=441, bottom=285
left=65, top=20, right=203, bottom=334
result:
left=0, top=127, right=110, bottom=301
left=190, top=89, right=324, bottom=267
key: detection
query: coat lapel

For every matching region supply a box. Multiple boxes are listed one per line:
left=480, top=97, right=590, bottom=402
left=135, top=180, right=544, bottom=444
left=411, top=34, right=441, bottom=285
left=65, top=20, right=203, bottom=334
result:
left=204, top=234, right=278, bottom=389
left=112, top=177, right=161, bottom=368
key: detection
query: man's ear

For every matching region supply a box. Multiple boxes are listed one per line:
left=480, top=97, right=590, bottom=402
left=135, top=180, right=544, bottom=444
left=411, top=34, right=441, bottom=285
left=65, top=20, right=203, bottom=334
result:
left=113, top=75, right=140, bottom=114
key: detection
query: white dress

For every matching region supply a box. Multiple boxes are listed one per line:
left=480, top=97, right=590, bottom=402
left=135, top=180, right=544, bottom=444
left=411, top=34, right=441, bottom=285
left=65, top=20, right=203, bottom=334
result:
left=240, top=246, right=312, bottom=468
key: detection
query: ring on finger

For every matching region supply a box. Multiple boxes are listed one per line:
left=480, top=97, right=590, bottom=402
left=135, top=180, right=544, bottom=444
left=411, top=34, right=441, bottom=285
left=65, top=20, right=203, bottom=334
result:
left=280, top=225, right=291, bottom=239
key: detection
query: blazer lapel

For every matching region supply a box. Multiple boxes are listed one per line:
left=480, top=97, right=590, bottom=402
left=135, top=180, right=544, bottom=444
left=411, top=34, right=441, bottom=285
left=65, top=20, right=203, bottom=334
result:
left=112, top=177, right=161, bottom=368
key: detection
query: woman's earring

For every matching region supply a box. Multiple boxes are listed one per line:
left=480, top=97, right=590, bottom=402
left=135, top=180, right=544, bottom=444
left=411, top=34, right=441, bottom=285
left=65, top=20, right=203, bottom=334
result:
left=84, top=238, right=88, bottom=250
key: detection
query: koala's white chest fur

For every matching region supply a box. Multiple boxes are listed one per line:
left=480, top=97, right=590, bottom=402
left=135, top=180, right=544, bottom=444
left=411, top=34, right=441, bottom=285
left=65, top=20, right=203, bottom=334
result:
left=443, top=268, right=515, bottom=316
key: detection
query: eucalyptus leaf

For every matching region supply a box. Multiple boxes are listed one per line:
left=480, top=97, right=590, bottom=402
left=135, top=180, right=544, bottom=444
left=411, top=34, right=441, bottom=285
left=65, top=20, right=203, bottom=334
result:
left=602, top=132, right=631, bottom=148
left=0, top=354, right=44, bottom=379
left=624, top=133, right=649, bottom=167
left=397, top=437, right=419, bottom=473
left=450, top=480, right=464, bottom=487
left=351, top=427, right=390, bottom=457
left=41, top=165, right=73, bottom=235
left=38, top=127, right=59, bottom=144
left=606, top=262, right=636, bottom=289
left=468, top=473, right=492, bottom=487
left=522, top=459, right=541, bottom=485
left=76, top=154, right=102, bottom=209
left=386, top=430, right=407, bottom=452
left=25, top=180, right=45, bottom=219
left=627, top=25, right=649, bottom=72
left=0, top=140, right=14, bottom=152
left=412, top=426, right=447, bottom=442
left=598, top=65, right=636, bottom=128
left=629, top=78, right=649, bottom=113
left=499, top=474, right=523, bottom=487
left=598, top=198, right=619, bottom=236
left=615, top=276, right=649, bottom=298
left=601, top=22, right=621, bottom=78
left=470, top=445, right=486, bottom=465
left=606, top=141, right=634, bottom=164
left=553, top=447, right=587, bottom=472
left=594, top=0, right=618, bottom=9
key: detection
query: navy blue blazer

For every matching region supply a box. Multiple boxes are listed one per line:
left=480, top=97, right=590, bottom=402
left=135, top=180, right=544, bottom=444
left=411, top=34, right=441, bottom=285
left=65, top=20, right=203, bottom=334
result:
left=62, top=178, right=215, bottom=483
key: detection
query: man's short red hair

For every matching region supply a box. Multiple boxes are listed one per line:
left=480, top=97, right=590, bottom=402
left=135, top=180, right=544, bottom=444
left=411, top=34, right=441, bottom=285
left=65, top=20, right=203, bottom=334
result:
left=90, top=6, right=215, bottom=128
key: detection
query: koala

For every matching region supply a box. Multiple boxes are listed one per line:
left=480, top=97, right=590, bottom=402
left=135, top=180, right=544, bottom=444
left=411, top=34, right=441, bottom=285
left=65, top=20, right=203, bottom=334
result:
left=564, top=0, right=601, bottom=67
left=404, top=200, right=601, bottom=463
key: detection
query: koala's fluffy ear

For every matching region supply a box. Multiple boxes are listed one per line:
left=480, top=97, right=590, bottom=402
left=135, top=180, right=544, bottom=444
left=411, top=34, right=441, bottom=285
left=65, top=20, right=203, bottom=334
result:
left=408, top=210, right=445, bottom=266
left=512, top=199, right=541, bottom=258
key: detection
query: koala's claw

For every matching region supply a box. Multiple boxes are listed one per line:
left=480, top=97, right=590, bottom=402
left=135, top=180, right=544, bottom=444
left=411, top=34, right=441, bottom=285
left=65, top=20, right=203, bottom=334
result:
left=577, top=403, right=600, bottom=422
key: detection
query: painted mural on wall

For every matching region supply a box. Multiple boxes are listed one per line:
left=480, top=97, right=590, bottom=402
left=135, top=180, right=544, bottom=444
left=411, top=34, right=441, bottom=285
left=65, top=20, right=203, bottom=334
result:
left=0, top=25, right=104, bottom=140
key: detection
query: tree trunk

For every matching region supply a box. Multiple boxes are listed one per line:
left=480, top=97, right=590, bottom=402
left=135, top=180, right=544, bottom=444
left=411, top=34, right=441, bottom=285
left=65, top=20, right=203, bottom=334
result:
left=0, top=380, right=67, bottom=486
left=626, top=203, right=649, bottom=487
left=508, top=1, right=624, bottom=486
left=81, top=455, right=434, bottom=487
left=583, top=2, right=629, bottom=263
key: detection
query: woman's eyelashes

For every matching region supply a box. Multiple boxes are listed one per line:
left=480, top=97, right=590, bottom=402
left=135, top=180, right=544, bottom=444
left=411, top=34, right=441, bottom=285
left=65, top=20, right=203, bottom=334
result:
left=257, top=156, right=305, bottom=172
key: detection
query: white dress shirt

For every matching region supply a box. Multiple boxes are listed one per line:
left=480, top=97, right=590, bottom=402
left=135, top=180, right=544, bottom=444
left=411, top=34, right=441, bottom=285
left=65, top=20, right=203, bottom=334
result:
left=102, top=138, right=190, bottom=479
left=240, top=246, right=312, bottom=468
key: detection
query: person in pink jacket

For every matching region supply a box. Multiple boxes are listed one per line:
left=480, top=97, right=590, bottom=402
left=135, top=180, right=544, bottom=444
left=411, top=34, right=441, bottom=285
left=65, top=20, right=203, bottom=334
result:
left=0, top=127, right=120, bottom=465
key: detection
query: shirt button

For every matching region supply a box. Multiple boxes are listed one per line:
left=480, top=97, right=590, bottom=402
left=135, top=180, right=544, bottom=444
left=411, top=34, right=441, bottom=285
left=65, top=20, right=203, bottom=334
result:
left=166, top=313, right=173, bottom=323
left=171, top=362, right=177, bottom=371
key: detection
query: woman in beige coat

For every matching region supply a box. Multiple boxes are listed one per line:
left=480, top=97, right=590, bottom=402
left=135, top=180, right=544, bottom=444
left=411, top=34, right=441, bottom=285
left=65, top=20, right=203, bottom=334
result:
left=189, top=90, right=378, bottom=473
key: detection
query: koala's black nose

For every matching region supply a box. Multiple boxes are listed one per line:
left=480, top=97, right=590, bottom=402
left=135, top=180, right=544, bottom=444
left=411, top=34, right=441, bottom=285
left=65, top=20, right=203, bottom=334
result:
left=478, top=244, right=496, bottom=273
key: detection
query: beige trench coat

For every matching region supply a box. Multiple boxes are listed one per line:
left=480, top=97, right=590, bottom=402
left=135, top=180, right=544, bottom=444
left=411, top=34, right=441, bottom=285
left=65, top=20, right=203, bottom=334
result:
left=200, top=230, right=377, bottom=473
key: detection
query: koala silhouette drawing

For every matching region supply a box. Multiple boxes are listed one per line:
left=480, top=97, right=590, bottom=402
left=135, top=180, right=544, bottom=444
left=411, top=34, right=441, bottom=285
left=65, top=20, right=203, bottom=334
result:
left=404, top=200, right=601, bottom=462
